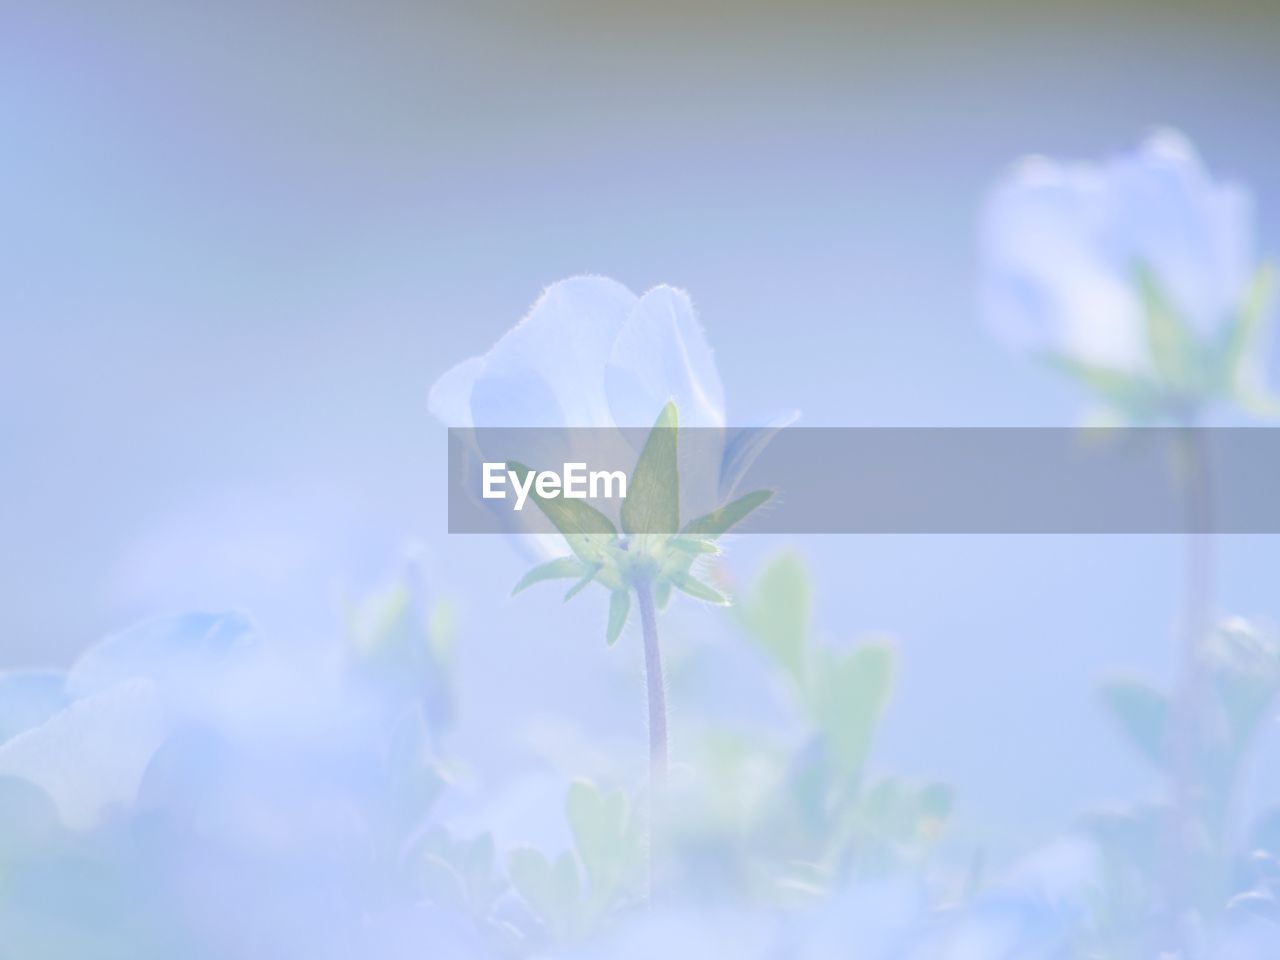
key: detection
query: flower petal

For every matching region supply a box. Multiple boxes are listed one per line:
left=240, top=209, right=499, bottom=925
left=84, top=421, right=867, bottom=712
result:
left=429, top=276, right=638, bottom=429
left=1104, top=129, right=1255, bottom=337
left=0, top=678, right=166, bottom=829
left=427, top=355, right=484, bottom=429
left=606, top=285, right=725, bottom=429
left=67, top=612, right=259, bottom=725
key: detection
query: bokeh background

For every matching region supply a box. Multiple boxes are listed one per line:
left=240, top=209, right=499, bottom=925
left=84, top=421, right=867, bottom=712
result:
left=4, top=1, right=1280, bottom=953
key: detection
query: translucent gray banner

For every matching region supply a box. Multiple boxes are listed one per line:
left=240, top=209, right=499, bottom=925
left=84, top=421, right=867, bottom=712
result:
left=447, top=427, right=1279, bottom=534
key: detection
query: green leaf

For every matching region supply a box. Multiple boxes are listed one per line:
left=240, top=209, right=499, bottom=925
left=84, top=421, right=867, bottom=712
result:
left=814, top=643, right=896, bottom=783
left=621, top=402, right=679, bottom=535
left=513, top=557, right=587, bottom=595
left=417, top=852, right=468, bottom=911
left=457, top=832, right=503, bottom=910
left=738, top=552, right=811, bottom=686
left=669, top=569, right=729, bottom=605
left=506, top=846, right=580, bottom=941
left=606, top=590, right=630, bottom=646
left=565, top=781, right=641, bottom=910
left=1099, top=679, right=1170, bottom=769
left=414, top=829, right=505, bottom=915
left=508, top=462, right=617, bottom=564
left=682, top=489, right=773, bottom=538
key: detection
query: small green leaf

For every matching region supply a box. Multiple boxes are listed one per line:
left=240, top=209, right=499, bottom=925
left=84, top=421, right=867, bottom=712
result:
left=669, top=569, right=729, bottom=605
left=458, top=832, right=503, bottom=910
left=417, top=852, right=468, bottom=911
left=621, top=402, right=679, bottom=535
left=414, top=829, right=505, bottom=915
left=506, top=846, right=580, bottom=941
left=606, top=590, right=630, bottom=646
left=513, top=557, right=587, bottom=595
left=1099, top=679, right=1170, bottom=770
left=683, top=489, right=773, bottom=538
left=814, top=643, right=895, bottom=783
left=738, top=552, right=811, bottom=686
left=565, top=780, right=642, bottom=911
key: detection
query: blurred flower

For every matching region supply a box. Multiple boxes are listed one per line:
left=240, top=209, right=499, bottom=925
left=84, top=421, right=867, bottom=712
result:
left=0, top=612, right=258, bottom=830
left=981, top=130, right=1273, bottom=417
left=0, top=608, right=477, bottom=958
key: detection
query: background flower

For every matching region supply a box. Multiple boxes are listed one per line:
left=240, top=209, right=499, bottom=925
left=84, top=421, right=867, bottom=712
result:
left=980, top=129, right=1268, bottom=413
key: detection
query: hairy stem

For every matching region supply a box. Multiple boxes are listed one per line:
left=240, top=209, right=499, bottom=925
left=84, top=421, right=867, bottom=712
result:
left=1167, top=424, right=1214, bottom=954
left=635, top=578, right=667, bottom=888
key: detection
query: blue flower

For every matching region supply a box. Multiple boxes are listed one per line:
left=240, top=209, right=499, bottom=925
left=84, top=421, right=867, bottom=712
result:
left=981, top=130, right=1263, bottom=388
left=0, top=612, right=258, bottom=830
left=430, top=277, right=790, bottom=557
left=0, top=609, right=471, bottom=956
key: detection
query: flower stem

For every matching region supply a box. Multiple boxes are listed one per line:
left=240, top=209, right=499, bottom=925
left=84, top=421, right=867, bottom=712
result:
left=634, top=577, right=667, bottom=888
left=1167, top=424, right=1214, bottom=954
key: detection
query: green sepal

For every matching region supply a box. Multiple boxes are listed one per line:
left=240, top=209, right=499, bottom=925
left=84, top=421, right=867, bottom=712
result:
left=682, top=489, right=773, bottom=538
left=606, top=590, right=630, bottom=646
left=563, top=566, right=601, bottom=602
left=669, top=569, right=729, bottom=605
left=512, top=556, right=588, bottom=595
left=621, top=402, right=679, bottom=535
left=668, top=536, right=721, bottom=556
left=508, top=461, right=617, bottom=563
